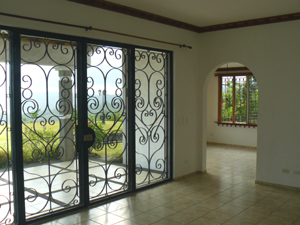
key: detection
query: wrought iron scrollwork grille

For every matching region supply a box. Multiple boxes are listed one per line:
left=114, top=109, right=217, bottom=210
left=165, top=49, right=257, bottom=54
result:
left=0, top=30, right=14, bottom=225
left=135, top=49, right=169, bottom=187
left=20, top=35, right=79, bottom=218
left=87, top=44, right=128, bottom=199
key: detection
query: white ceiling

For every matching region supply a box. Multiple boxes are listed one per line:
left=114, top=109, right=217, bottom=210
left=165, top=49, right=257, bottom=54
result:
left=107, top=0, right=300, bottom=26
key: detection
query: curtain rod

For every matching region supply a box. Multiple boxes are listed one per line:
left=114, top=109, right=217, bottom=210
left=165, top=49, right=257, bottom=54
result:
left=0, top=12, right=192, bottom=49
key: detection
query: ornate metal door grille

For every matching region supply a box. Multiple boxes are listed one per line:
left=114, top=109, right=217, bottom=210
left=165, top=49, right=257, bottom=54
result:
left=0, top=30, right=14, bottom=225
left=0, top=26, right=172, bottom=224
left=87, top=44, right=128, bottom=200
left=135, top=49, right=170, bottom=187
left=20, top=35, right=80, bottom=218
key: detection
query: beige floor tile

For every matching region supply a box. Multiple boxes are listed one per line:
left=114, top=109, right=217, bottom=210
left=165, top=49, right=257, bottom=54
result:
left=207, top=194, right=235, bottom=203
left=247, top=202, right=279, bottom=214
left=238, top=191, right=271, bottom=202
left=227, top=198, right=255, bottom=208
left=281, top=201, right=300, bottom=210
left=165, top=211, right=202, bottom=224
left=201, top=210, right=233, bottom=224
left=213, top=204, right=245, bottom=216
left=111, top=206, right=143, bottom=219
left=147, top=195, right=176, bottom=206
left=236, top=209, right=269, bottom=223
left=292, top=217, right=300, bottom=225
left=113, top=219, right=141, bottom=225
left=194, top=198, right=225, bottom=210
left=219, top=189, right=245, bottom=198
left=96, top=202, right=127, bottom=213
left=273, top=188, right=300, bottom=196
left=39, top=221, right=63, bottom=225
left=176, top=195, right=204, bottom=205
left=223, top=216, right=259, bottom=225
left=128, top=212, right=162, bottom=224
left=151, top=218, right=182, bottom=225
left=181, top=204, right=212, bottom=217
left=130, top=192, right=153, bottom=201
left=113, top=197, right=142, bottom=206
left=56, top=209, right=105, bottom=225
left=75, top=220, right=101, bottom=225
left=161, top=202, right=186, bottom=211
left=170, top=187, right=197, bottom=196
left=257, top=214, right=295, bottom=225
left=147, top=206, right=178, bottom=218
left=130, top=200, right=159, bottom=212
left=270, top=207, right=300, bottom=220
left=91, top=213, right=125, bottom=224
left=228, top=184, right=254, bottom=193
left=160, top=191, right=186, bottom=200
left=188, top=217, right=223, bottom=225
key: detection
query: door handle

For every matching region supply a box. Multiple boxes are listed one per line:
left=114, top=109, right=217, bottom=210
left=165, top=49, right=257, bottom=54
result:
left=84, top=127, right=96, bottom=148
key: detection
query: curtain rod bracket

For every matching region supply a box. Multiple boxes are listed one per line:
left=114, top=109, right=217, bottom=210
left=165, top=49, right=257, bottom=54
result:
left=85, top=26, right=93, bottom=31
left=180, top=44, right=192, bottom=49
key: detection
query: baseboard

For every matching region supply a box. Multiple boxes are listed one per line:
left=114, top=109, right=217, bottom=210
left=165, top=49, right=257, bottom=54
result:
left=255, top=180, right=300, bottom=191
left=174, top=170, right=207, bottom=180
left=207, top=142, right=257, bottom=149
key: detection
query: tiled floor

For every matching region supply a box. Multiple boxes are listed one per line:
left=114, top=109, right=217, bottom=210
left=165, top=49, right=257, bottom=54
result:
left=34, top=144, right=300, bottom=225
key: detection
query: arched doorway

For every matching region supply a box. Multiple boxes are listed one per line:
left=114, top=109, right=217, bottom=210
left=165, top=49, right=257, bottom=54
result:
left=202, top=62, right=258, bottom=175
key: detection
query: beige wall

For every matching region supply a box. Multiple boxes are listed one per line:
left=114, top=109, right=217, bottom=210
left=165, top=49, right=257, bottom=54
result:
left=2, top=0, right=300, bottom=187
left=199, top=21, right=300, bottom=187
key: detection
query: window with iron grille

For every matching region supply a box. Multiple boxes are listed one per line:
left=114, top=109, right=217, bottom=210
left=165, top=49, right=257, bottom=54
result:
left=215, top=67, right=258, bottom=127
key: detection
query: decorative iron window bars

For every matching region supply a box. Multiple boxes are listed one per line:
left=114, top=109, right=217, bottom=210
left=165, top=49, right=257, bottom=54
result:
left=215, top=67, right=258, bottom=127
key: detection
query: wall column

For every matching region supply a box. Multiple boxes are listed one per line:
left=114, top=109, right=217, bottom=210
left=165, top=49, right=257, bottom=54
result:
left=57, top=67, right=75, bottom=161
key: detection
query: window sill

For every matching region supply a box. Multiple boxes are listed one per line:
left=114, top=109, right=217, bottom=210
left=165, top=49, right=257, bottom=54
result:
left=214, top=121, right=257, bottom=128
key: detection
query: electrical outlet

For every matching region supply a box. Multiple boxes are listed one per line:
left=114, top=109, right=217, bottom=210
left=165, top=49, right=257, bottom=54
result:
left=282, top=168, right=289, bottom=174
left=293, top=170, right=300, bottom=175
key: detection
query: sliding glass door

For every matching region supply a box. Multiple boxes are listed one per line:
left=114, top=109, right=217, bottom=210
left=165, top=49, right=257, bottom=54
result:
left=0, top=27, right=172, bottom=224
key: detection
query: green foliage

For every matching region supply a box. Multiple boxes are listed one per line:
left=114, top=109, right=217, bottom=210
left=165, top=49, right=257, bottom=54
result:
left=88, top=114, right=105, bottom=145
left=221, top=76, right=258, bottom=123
left=22, top=123, right=61, bottom=164
left=235, top=79, right=247, bottom=122
left=0, top=146, right=11, bottom=168
left=106, top=111, right=123, bottom=122
left=73, top=109, right=123, bottom=162
left=222, top=80, right=233, bottom=121
left=29, top=109, right=40, bottom=120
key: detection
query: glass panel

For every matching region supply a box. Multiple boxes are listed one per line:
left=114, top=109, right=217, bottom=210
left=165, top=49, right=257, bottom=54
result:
left=135, top=49, right=169, bottom=188
left=221, top=76, right=233, bottom=122
left=87, top=44, right=128, bottom=200
left=20, top=35, right=79, bottom=218
left=235, top=76, right=247, bottom=123
left=248, top=76, right=258, bottom=123
left=0, top=30, right=14, bottom=224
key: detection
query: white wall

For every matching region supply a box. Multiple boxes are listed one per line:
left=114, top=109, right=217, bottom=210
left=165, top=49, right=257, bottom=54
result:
left=198, top=20, right=300, bottom=188
left=206, top=71, right=257, bottom=147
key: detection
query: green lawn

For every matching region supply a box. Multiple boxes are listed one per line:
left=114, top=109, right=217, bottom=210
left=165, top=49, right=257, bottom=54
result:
left=102, top=120, right=124, bottom=131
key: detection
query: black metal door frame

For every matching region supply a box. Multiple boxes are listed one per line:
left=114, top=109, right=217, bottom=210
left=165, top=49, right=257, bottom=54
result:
left=0, top=25, right=173, bottom=224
